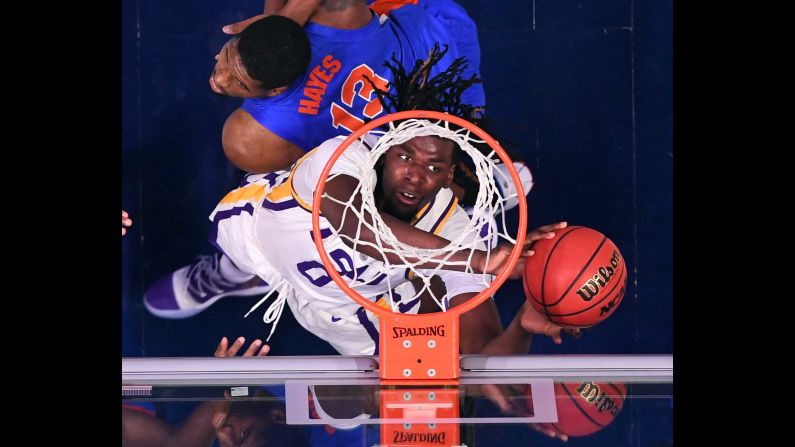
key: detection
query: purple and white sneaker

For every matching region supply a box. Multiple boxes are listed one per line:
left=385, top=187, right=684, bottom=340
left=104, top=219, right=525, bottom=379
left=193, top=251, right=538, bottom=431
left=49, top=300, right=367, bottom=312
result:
left=144, top=253, right=271, bottom=319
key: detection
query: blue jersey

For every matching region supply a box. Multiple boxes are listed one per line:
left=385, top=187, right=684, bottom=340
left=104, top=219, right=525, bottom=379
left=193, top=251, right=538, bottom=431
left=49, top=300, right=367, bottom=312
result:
left=373, top=0, right=482, bottom=86
left=241, top=2, right=485, bottom=151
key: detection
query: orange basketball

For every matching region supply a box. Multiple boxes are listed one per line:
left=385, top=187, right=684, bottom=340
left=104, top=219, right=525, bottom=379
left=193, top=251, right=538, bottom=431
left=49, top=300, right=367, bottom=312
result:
left=534, top=381, right=627, bottom=438
left=522, top=226, right=627, bottom=327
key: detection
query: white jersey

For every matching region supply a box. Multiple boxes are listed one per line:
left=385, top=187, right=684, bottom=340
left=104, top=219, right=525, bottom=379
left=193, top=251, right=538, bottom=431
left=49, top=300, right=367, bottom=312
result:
left=210, top=135, right=490, bottom=355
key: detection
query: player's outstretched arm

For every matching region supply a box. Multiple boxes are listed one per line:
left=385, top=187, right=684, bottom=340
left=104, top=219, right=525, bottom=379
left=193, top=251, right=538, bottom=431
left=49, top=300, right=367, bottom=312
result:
left=222, top=0, right=325, bottom=34
left=476, top=222, right=568, bottom=277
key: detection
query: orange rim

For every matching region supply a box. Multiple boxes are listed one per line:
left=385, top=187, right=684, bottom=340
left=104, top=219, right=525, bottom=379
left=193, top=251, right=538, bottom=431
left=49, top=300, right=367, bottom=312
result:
left=312, top=110, right=527, bottom=318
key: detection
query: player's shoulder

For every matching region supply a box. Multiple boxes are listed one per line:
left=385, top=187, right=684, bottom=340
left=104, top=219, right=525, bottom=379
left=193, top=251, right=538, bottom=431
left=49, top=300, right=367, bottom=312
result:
left=314, top=133, right=376, bottom=160
left=241, top=86, right=303, bottom=113
left=310, top=135, right=349, bottom=162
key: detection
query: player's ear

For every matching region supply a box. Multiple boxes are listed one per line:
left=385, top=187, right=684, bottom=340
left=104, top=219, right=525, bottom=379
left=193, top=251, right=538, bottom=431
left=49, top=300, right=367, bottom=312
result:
left=375, top=153, right=387, bottom=169
left=446, top=163, right=455, bottom=187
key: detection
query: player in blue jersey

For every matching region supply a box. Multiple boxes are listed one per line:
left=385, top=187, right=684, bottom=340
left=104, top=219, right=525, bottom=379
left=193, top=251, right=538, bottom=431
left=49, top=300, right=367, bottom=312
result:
left=225, top=0, right=482, bottom=81
left=211, top=0, right=484, bottom=174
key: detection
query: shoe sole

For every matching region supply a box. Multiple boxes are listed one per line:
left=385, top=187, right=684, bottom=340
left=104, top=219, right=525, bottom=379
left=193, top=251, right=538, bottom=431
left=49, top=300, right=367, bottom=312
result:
left=143, top=285, right=273, bottom=319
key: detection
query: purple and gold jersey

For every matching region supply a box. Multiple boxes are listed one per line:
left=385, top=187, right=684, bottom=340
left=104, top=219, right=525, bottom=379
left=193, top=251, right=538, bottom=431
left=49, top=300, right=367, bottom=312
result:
left=209, top=134, right=489, bottom=355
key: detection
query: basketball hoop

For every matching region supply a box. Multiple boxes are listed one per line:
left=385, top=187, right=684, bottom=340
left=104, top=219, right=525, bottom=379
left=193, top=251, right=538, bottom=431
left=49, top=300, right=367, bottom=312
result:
left=312, top=110, right=527, bottom=383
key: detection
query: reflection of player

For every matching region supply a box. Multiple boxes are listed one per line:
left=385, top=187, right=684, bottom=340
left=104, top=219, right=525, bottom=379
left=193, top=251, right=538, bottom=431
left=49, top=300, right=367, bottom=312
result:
left=209, top=338, right=365, bottom=447
left=122, top=337, right=276, bottom=447
left=210, top=47, right=569, bottom=358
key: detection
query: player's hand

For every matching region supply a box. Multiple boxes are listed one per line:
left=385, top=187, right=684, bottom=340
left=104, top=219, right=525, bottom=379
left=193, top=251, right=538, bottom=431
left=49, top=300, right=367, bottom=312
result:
left=475, top=382, right=532, bottom=417
left=478, top=222, right=567, bottom=278
left=122, top=210, right=132, bottom=236
left=529, top=423, right=570, bottom=442
left=518, top=302, right=582, bottom=345
left=214, top=336, right=271, bottom=357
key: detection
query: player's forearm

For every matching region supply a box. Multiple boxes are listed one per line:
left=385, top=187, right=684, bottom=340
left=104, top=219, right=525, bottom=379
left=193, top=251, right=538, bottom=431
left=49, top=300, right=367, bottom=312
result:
left=456, top=296, right=505, bottom=354
left=263, top=0, right=285, bottom=15
left=477, top=313, right=533, bottom=355
left=338, top=209, right=481, bottom=271
left=277, top=0, right=324, bottom=25
left=324, top=176, right=480, bottom=270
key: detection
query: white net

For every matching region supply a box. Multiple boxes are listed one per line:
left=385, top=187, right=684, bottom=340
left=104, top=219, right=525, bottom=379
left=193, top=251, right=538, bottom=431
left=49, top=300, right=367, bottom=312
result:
left=321, top=116, right=522, bottom=313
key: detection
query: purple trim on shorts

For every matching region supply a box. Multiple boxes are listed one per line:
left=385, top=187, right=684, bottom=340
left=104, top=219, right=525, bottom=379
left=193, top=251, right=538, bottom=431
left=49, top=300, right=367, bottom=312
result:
left=479, top=220, right=491, bottom=238
left=209, top=203, right=256, bottom=246
left=398, top=297, right=420, bottom=313
left=356, top=306, right=380, bottom=355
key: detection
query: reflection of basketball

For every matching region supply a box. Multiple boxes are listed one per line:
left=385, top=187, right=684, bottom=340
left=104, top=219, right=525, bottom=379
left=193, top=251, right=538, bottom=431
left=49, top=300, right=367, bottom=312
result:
left=535, top=381, right=627, bottom=438
left=522, top=226, right=627, bottom=327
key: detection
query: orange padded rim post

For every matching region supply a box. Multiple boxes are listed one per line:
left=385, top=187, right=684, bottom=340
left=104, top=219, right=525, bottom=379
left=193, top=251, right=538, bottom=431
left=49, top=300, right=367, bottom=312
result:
left=380, top=386, right=460, bottom=444
left=312, top=110, right=527, bottom=381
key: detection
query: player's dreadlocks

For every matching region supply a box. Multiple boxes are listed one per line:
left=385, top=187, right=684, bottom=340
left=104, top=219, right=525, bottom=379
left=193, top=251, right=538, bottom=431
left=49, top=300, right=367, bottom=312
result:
left=368, top=43, right=484, bottom=120
left=366, top=44, right=516, bottom=207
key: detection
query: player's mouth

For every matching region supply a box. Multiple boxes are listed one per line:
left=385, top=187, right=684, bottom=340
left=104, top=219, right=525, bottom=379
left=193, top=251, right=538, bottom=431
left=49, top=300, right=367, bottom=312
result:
left=396, top=190, right=421, bottom=207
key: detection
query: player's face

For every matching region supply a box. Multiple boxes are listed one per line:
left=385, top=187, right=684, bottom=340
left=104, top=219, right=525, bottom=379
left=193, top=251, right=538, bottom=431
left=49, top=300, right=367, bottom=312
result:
left=210, top=38, right=267, bottom=99
left=216, top=401, right=279, bottom=447
left=380, top=136, right=456, bottom=221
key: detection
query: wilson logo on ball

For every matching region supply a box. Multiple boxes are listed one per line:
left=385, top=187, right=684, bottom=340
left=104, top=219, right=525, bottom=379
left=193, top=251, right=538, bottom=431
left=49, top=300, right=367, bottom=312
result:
left=576, top=250, right=622, bottom=302
left=576, top=381, right=621, bottom=415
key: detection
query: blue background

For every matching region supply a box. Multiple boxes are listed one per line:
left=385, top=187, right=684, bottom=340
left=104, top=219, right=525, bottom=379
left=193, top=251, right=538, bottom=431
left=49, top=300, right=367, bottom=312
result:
left=122, top=1, right=672, bottom=445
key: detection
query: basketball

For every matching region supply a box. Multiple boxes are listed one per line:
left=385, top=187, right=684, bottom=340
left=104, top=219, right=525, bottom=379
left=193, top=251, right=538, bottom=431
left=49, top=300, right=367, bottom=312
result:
left=534, top=381, right=627, bottom=438
left=522, top=226, right=627, bottom=327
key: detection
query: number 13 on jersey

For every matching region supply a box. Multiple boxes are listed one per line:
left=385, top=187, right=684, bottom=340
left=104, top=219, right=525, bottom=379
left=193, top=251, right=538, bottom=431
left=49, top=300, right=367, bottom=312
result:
left=330, top=64, right=389, bottom=132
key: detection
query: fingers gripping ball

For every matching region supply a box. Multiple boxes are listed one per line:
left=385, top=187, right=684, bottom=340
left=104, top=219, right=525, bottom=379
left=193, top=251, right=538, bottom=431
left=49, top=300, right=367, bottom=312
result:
left=522, top=226, right=627, bottom=327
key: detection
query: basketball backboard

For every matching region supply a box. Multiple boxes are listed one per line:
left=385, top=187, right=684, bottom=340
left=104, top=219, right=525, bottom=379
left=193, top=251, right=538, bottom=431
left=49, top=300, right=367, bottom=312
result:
left=122, top=354, right=672, bottom=446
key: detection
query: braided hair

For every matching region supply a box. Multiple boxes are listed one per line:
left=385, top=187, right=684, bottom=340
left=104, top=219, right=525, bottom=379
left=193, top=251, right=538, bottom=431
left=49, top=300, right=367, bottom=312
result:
left=367, top=43, right=484, bottom=120
left=366, top=44, right=510, bottom=206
